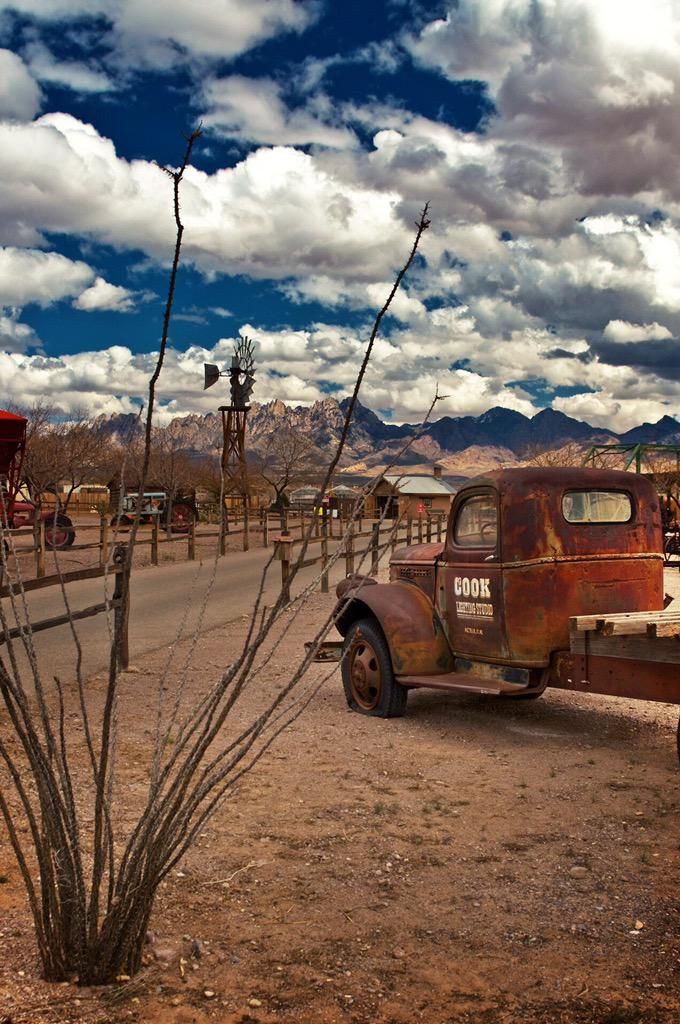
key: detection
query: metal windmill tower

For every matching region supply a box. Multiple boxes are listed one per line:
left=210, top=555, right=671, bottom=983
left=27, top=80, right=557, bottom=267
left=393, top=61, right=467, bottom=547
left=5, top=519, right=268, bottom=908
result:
left=204, top=336, right=256, bottom=547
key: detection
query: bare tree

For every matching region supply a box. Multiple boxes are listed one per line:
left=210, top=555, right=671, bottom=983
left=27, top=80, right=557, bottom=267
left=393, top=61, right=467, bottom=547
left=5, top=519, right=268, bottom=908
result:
left=12, top=402, right=111, bottom=510
left=0, top=130, right=431, bottom=985
left=253, top=425, right=320, bottom=516
left=522, top=441, right=588, bottom=468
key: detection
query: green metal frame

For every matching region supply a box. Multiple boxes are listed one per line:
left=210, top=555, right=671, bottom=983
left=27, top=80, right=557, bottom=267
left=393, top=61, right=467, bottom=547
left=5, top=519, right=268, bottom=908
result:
left=583, top=442, right=680, bottom=474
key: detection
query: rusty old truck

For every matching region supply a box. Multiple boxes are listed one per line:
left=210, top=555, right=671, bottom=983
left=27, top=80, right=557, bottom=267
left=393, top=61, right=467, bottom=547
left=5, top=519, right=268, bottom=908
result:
left=316, top=467, right=680, bottom=762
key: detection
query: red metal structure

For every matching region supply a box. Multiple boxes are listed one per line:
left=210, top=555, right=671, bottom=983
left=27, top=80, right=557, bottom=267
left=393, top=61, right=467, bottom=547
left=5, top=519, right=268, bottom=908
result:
left=0, top=409, right=75, bottom=550
left=317, top=468, right=680, bottom=762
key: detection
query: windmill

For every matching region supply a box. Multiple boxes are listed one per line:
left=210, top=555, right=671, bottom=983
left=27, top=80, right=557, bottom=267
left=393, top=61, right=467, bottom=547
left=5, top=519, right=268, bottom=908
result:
left=203, top=336, right=256, bottom=549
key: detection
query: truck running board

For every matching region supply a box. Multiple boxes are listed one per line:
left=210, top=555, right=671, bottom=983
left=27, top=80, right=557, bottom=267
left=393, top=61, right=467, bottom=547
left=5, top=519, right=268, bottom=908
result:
left=396, top=673, right=530, bottom=696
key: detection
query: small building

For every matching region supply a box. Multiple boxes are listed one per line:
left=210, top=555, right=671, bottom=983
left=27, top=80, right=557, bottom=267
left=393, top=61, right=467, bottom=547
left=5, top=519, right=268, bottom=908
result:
left=289, top=485, right=320, bottom=510
left=369, top=465, right=456, bottom=520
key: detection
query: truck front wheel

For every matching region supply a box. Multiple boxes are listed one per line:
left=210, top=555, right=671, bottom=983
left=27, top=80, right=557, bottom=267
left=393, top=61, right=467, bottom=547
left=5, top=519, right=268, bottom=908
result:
left=341, top=618, right=407, bottom=718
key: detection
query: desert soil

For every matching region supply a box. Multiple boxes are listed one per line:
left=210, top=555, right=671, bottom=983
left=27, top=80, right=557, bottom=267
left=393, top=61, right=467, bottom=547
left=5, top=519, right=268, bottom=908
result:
left=1, top=570, right=679, bottom=1024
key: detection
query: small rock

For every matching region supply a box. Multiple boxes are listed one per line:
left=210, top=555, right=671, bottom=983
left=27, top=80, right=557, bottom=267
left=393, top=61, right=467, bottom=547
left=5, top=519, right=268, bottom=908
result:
left=203, top=989, right=216, bottom=999
left=124, top=665, right=141, bottom=674
left=191, top=939, right=203, bottom=960
left=170, top=997, right=181, bottom=1006
left=392, top=948, right=406, bottom=959
left=248, top=997, right=263, bottom=1007
left=153, top=945, right=175, bottom=963
left=145, top=930, right=156, bottom=946
left=569, top=866, right=588, bottom=879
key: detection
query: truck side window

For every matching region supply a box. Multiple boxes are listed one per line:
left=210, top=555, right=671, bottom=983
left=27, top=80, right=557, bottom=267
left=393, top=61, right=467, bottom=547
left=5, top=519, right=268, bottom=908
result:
left=454, top=495, right=497, bottom=547
left=562, top=490, right=632, bottom=524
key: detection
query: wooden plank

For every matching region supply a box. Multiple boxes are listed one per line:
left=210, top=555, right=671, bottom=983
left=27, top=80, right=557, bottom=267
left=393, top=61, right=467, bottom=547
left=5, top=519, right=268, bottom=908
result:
left=570, top=627, right=680, bottom=664
left=0, top=600, right=115, bottom=643
left=647, top=621, right=680, bottom=639
left=0, top=563, right=119, bottom=599
left=572, top=609, right=680, bottom=636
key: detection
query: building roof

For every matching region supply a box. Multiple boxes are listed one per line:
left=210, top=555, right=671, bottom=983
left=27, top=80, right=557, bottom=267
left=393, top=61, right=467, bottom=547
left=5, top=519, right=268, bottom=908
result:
left=383, top=474, right=457, bottom=496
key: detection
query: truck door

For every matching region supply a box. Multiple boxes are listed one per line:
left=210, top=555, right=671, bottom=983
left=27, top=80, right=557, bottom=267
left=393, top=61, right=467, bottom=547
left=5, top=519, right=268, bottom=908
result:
left=438, top=488, right=509, bottom=660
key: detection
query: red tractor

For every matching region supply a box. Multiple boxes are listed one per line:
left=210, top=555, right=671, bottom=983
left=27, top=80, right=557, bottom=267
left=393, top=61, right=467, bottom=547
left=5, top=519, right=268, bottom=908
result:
left=0, top=410, right=75, bottom=550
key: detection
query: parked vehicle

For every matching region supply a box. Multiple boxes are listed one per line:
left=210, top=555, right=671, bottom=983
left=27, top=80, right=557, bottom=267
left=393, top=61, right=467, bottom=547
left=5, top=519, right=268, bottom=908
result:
left=313, top=467, right=680, bottom=762
left=0, top=410, right=75, bottom=550
left=111, top=491, right=197, bottom=533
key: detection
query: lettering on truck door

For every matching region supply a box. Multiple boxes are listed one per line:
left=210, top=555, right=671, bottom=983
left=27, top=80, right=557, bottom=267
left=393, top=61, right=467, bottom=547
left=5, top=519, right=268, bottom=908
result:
left=438, top=489, right=509, bottom=659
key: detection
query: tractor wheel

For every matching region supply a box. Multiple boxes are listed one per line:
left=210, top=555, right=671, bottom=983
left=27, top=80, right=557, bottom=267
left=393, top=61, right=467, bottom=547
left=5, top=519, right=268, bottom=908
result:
left=341, top=618, right=407, bottom=718
left=44, top=513, right=75, bottom=550
left=110, top=514, right=133, bottom=529
left=166, top=501, right=194, bottom=534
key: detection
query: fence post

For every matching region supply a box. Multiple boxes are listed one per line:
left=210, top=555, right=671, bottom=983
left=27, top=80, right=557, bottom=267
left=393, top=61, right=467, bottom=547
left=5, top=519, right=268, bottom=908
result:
left=417, top=515, right=423, bottom=544
left=99, top=512, right=109, bottom=566
left=277, top=533, right=292, bottom=602
left=371, top=522, right=380, bottom=576
left=407, top=518, right=413, bottom=546
left=188, top=517, right=196, bottom=561
left=151, top=516, right=159, bottom=566
left=113, top=544, right=129, bottom=670
left=436, top=516, right=442, bottom=542
left=426, top=515, right=432, bottom=543
left=35, top=517, right=45, bottom=579
left=345, top=522, right=354, bottom=576
left=321, top=511, right=329, bottom=593
left=263, top=513, right=269, bottom=548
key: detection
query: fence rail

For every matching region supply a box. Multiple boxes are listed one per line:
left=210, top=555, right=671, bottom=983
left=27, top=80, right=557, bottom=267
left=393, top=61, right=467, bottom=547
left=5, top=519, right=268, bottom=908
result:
left=0, top=547, right=131, bottom=668
left=0, top=509, right=445, bottom=656
left=4, top=508, right=448, bottom=580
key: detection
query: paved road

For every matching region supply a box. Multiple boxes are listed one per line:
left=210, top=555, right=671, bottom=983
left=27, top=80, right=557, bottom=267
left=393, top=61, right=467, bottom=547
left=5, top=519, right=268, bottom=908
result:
left=1, top=541, right=358, bottom=683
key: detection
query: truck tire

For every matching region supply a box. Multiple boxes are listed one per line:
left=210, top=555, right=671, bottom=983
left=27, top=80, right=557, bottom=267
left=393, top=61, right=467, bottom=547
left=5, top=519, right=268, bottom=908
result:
left=44, top=513, right=75, bottom=550
left=341, top=618, right=407, bottom=718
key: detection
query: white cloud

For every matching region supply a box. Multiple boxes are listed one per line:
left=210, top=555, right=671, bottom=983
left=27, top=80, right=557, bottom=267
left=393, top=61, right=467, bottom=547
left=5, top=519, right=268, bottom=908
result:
left=0, top=48, right=42, bottom=120
left=404, top=1, right=680, bottom=199
left=602, top=320, right=673, bottom=343
left=1, top=0, right=317, bottom=70
left=0, top=114, right=411, bottom=283
left=553, top=391, right=678, bottom=433
left=0, top=247, right=135, bottom=317
left=0, top=247, right=94, bottom=306
left=201, top=75, right=357, bottom=149
left=24, top=41, right=113, bottom=93
left=0, top=312, right=40, bottom=353
left=282, top=275, right=426, bottom=322
left=73, top=276, right=135, bottom=312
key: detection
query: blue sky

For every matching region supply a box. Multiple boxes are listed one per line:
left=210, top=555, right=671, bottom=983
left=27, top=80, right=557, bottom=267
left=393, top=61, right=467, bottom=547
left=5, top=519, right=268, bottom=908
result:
left=0, top=0, right=679, bottom=431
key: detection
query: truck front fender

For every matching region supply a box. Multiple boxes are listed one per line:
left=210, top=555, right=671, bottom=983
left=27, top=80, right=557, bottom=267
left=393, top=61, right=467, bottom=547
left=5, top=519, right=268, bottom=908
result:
left=335, top=580, right=453, bottom=676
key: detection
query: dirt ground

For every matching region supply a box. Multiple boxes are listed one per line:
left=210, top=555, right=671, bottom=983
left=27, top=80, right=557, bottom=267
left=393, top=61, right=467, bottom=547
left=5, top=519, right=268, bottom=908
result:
left=1, top=569, right=679, bottom=1024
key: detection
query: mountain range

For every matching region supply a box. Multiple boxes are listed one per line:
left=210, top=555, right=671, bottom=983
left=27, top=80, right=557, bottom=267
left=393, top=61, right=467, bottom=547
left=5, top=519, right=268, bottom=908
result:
left=98, top=399, right=680, bottom=479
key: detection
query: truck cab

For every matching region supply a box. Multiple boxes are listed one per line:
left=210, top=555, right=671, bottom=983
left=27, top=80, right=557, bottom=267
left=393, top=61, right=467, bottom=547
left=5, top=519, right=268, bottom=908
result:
left=333, top=468, right=666, bottom=713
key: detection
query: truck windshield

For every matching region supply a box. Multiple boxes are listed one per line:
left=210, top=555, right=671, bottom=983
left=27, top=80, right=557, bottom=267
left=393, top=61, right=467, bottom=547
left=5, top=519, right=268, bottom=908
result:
left=562, top=490, right=632, bottom=524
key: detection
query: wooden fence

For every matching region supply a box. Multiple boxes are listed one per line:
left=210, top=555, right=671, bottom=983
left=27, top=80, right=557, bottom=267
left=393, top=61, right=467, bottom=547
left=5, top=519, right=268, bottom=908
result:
left=273, top=513, right=446, bottom=601
left=4, top=509, right=447, bottom=579
left=0, top=510, right=446, bottom=654
left=0, top=545, right=131, bottom=668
